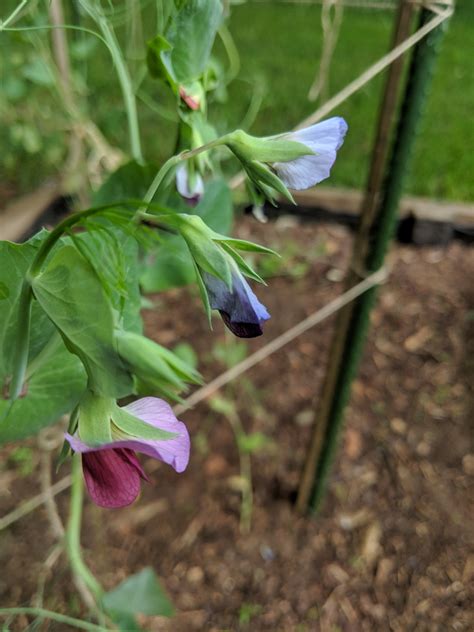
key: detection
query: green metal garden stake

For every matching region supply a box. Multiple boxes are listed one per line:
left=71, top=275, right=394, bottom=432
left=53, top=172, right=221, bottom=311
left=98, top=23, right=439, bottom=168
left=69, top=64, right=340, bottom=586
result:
left=306, top=7, right=450, bottom=512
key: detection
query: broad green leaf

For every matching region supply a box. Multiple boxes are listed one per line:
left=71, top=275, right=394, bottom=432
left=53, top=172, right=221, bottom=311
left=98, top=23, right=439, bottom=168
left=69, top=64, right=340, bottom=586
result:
left=73, top=228, right=142, bottom=334
left=0, top=236, right=86, bottom=444
left=0, top=351, right=86, bottom=443
left=32, top=245, right=133, bottom=398
left=140, top=234, right=195, bottom=293
left=103, top=568, right=174, bottom=619
left=92, top=161, right=158, bottom=206
left=146, top=34, right=176, bottom=87
left=167, top=0, right=223, bottom=83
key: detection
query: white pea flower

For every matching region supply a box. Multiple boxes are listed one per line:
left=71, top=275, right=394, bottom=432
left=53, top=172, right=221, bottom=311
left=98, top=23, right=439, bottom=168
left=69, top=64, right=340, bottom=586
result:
left=176, top=163, right=204, bottom=206
left=272, top=117, right=348, bottom=190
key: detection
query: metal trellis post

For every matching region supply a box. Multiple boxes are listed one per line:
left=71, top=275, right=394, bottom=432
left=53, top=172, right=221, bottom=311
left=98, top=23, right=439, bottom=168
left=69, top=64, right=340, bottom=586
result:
left=297, top=5, right=450, bottom=513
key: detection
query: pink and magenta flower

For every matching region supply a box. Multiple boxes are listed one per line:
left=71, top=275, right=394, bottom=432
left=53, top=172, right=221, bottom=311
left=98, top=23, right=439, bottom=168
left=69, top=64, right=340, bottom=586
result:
left=66, top=397, right=190, bottom=508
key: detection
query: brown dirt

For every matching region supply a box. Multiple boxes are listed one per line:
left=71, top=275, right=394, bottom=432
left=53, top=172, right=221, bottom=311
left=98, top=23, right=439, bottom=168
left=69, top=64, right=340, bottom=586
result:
left=1, top=217, right=473, bottom=631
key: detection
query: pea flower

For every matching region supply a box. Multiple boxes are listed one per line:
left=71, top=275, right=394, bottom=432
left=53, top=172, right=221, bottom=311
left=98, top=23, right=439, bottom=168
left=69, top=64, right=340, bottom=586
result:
left=203, top=269, right=270, bottom=338
left=271, top=117, right=348, bottom=190
left=66, top=397, right=190, bottom=508
left=225, top=116, right=348, bottom=202
left=176, top=163, right=204, bottom=206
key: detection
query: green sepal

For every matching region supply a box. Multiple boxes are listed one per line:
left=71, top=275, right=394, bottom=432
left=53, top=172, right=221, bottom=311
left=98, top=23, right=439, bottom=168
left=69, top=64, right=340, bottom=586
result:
left=56, top=405, right=79, bottom=470
left=133, top=377, right=186, bottom=405
left=77, top=391, right=114, bottom=446
left=213, top=236, right=279, bottom=257
left=193, top=260, right=212, bottom=327
left=116, top=330, right=202, bottom=390
left=112, top=407, right=177, bottom=441
left=247, top=160, right=295, bottom=204
left=219, top=243, right=266, bottom=285
left=156, top=344, right=203, bottom=385
left=226, top=129, right=314, bottom=163
left=161, top=214, right=232, bottom=287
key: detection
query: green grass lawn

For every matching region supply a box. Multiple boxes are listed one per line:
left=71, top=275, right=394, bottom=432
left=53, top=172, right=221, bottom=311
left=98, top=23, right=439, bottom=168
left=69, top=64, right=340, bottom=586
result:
left=2, top=1, right=473, bottom=201
left=221, top=1, right=474, bottom=201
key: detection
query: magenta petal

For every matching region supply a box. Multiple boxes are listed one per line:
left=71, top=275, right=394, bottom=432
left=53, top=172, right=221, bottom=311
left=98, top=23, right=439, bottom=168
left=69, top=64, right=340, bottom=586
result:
left=82, top=448, right=147, bottom=509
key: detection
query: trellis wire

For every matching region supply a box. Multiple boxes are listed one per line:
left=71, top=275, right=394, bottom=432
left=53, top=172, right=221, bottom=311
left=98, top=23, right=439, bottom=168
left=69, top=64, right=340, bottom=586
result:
left=0, top=0, right=452, bottom=528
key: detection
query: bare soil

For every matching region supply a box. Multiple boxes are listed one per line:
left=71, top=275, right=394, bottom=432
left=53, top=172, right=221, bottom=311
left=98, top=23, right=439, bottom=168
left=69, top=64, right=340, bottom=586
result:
left=1, top=217, right=473, bottom=631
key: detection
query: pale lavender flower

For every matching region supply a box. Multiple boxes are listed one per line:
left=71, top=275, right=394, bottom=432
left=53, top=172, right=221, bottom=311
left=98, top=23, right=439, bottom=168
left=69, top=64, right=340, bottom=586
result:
left=176, top=163, right=204, bottom=206
left=272, top=117, right=348, bottom=190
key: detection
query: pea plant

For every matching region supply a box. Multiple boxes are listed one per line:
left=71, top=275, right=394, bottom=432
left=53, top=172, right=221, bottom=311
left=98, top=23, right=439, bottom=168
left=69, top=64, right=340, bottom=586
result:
left=0, top=1, right=347, bottom=628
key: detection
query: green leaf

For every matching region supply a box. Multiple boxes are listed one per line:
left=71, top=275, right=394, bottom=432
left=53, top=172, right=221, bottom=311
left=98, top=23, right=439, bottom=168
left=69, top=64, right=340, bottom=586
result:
left=0, top=349, right=86, bottom=444
left=103, top=568, right=174, bottom=619
left=21, top=58, right=55, bottom=86
left=146, top=34, right=176, bottom=88
left=238, top=432, right=271, bottom=454
left=0, top=236, right=86, bottom=444
left=140, top=234, right=195, bottom=293
left=92, top=161, right=158, bottom=206
left=32, top=245, right=133, bottom=398
left=167, top=0, right=223, bottom=83
left=72, top=228, right=142, bottom=334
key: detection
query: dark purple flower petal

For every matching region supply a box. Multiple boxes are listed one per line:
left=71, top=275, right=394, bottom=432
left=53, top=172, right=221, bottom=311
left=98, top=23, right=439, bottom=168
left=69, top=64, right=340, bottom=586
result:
left=203, top=270, right=270, bottom=338
left=82, top=448, right=148, bottom=509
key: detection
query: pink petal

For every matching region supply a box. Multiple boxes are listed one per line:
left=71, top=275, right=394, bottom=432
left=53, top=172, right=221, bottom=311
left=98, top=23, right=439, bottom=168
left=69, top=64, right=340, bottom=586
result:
left=82, top=448, right=147, bottom=509
left=123, top=397, right=190, bottom=473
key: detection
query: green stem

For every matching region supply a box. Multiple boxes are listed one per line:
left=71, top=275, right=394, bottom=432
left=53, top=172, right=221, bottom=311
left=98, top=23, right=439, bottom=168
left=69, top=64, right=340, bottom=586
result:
left=9, top=282, right=33, bottom=401
left=218, top=23, right=240, bottom=84
left=28, top=204, right=130, bottom=279
left=0, top=0, right=28, bottom=30
left=79, top=1, right=142, bottom=163
left=139, top=136, right=229, bottom=212
left=66, top=455, right=104, bottom=602
left=0, top=608, right=108, bottom=632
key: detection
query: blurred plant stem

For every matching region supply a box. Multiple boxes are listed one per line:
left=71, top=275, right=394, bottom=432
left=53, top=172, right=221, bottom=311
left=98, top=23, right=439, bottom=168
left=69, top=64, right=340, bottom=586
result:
left=66, top=454, right=111, bottom=630
left=0, top=608, right=108, bottom=631
left=79, top=0, right=143, bottom=163
left=0, top=0, right=28, bottom=30
left=66, top=455, right=104, bottom=603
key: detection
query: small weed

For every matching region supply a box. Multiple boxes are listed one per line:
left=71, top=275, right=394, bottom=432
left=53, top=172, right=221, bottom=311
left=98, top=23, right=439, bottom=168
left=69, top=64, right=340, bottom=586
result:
left=238, top=603, right=262, bottom=625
